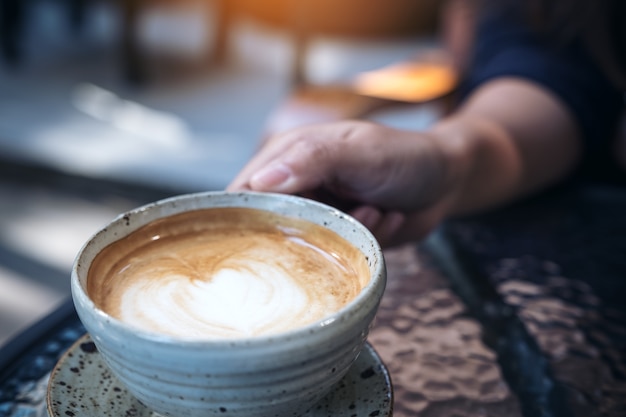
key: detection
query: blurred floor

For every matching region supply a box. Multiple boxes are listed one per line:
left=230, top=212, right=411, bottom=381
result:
left=0, top=0, right=438, bottom=346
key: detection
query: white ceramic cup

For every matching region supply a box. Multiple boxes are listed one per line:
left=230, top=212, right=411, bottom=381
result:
left=71, top=191, right=386, bottom=417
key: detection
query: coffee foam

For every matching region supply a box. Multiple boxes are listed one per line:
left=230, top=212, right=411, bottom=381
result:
left=87, top=207, right=369, bottom=339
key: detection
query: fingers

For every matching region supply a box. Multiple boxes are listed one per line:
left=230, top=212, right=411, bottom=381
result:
left=350, top=206, right=383, bottom=231
left=253, top=141, right=331, bottom=193
left=227, top=130, right=300, bottom=191
left=228, top=127, right=312, bottom=192
left=350, top=202, right=450, bottom=248
left=248, top=162, right=295, bottom=191
left=350, top=206, right=407, bottom=248
left=228, top=124, right=347, bottom=194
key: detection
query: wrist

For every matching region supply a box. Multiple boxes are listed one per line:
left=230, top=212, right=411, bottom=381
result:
left=426, top=117, right=476, bottom=216
left=428, top=115, right=520, bottom=216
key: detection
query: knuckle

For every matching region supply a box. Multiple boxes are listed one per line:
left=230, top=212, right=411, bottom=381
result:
left=292, top=137, right=332, bottom=162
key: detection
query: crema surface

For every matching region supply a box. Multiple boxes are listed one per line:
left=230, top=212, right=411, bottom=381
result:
left=87, top=207, right=369, bottom=339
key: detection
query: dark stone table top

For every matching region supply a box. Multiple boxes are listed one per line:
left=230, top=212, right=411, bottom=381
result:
left=438, top=181, right=626, bottom=417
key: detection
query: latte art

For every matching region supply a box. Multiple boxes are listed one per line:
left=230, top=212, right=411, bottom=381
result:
left=110, top=236, right=353, bottom=338
left=88, top=207, right=369, bottom=339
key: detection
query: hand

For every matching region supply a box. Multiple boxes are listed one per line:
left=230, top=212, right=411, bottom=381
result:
left=228, top=120, right=456, bottom=247
left=229, top=78, right=584, bottom=247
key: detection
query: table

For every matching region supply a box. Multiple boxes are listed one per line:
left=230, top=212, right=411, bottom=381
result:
left=1, top=180, right=625, bottom=417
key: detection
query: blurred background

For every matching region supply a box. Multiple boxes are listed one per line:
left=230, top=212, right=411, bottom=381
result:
left=0, top=0, right=449, bottom=346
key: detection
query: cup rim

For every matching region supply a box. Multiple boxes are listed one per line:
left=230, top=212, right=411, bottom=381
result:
left=71, top=191, right=386, bottom=347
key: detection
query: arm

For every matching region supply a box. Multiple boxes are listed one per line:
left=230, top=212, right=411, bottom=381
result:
left=228, top=77, right=582, bottom=246
left=431, top=76, right=582, bottom=216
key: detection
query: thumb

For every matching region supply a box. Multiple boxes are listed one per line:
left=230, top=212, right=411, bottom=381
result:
left=229, top=121, right=366, bottom=193
left=248, top=143, right=333, bottom=194
left=248, top=162, right=297, bottom=192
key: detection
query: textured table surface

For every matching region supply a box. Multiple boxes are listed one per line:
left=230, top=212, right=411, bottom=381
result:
left=441, top=181, right=626, bottom=417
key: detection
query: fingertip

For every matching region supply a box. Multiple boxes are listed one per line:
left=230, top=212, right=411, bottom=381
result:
left=384, top=211, right=407, bottom=235
left=225, top=183, right=249, bottom=192
left=376, top=211, right=407, bottom=247
left=225, top=174, right=253, bottom=191
left=350, top=206, right=383, bottom=230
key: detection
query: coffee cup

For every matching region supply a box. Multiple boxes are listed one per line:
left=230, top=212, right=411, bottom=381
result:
left=71, top=191, right=386, bottom=417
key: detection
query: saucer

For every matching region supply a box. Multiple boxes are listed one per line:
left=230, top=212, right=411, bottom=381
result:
left=47, top=334, right=393, bottom=417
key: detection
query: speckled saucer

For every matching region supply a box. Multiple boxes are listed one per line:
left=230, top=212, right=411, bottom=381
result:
left=47, top=334, right=393, bottom=417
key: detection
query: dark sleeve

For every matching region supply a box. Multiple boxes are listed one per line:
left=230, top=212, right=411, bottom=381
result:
left=460, top=7, right=624, bottom=154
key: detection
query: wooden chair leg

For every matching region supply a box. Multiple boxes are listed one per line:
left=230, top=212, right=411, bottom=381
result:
left=67, top=0, right=87, bottom=33
left=0, top=0, right=24, bottom=65
left=120, top=0, right=146, bottom=85
left=211, top=0, right=234, bottom=65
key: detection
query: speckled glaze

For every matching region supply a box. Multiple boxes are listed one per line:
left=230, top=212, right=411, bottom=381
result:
left=71, top=191, right=386, bottom=417
left=46, top=334, right=393, bottom=417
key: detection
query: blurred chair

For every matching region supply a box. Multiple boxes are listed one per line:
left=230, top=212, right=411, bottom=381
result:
left=221, top=0, right=444, bottom=85
left=120, top=0, right=444, bottom=85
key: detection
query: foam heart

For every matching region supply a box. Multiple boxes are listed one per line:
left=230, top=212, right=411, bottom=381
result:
left=119, top=261, right=314, bottom=339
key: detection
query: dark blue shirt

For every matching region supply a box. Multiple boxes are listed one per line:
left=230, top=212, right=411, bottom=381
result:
left=461, top=5, right=624, bottom=176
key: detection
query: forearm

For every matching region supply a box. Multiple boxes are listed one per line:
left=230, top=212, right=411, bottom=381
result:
left=430, top=77, right=583, bottom=216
